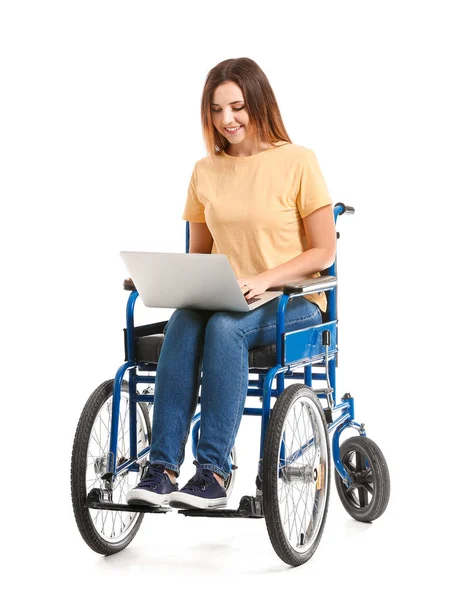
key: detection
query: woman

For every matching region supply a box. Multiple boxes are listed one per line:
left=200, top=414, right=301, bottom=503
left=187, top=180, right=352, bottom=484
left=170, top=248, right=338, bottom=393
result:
left=126, top=57, right=336, bottom=510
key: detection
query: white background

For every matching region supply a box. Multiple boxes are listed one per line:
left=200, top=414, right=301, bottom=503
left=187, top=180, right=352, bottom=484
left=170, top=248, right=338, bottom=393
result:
left=1, top=0, right=474, bottom=596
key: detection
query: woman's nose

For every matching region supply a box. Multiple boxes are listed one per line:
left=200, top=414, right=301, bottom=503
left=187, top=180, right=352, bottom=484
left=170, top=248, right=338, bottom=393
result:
left=221, top=110, right=236, bottom=125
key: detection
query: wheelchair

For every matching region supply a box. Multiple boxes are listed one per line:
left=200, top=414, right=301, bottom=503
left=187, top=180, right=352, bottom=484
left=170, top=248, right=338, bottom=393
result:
left=70, top=202, right=390, bottom=567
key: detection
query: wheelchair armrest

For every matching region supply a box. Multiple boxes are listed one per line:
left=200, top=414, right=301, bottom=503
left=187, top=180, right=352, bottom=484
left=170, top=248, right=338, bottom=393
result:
left=124, top=278, right=137, bottom=291
left=123, top=274, right=336, bottom=297
left=282, top=275, right=337, bottom=296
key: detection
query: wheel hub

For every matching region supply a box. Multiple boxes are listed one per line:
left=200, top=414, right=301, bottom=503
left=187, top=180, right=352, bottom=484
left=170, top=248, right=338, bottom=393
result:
left=93, top=456, right=108, bottom=476
left=281, top=465, right=315, bottom=483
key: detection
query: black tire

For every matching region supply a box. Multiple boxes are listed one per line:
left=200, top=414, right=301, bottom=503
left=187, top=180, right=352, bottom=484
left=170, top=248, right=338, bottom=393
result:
left=263, top=384, right=331, bottom=566
left=71, top=379, right=151, bottom=555
left=335, top=436, right=390, bottom=522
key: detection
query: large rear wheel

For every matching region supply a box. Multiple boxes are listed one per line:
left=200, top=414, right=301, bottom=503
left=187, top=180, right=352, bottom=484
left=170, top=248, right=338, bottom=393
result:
left=263, top=384, right=331, bottom=566
left=71, top=379, right=151, bottom=555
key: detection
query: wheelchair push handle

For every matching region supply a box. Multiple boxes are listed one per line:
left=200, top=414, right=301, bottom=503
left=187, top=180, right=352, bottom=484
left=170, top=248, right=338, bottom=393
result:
left=334, top=202, right=355, bottom=215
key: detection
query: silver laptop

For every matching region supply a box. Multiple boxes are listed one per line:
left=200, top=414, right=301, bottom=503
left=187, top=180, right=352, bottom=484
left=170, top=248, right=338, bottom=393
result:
left=120, top=251, right=283, bottom=312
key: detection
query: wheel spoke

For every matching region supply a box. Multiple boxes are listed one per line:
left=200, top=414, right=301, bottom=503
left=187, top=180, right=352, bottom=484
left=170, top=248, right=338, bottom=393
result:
left=355, top=451, right=370, bottom=507
left=357, top=484, right=368, bottom=508
left=343, top=454, right=356, bottom=474
left=89, top=429, right=105, bottom=453
left=355, top=450, right=365, bottom=473
left=361, top=466, right=373, bottom=483
left=360, top=481, right=374, bottom=495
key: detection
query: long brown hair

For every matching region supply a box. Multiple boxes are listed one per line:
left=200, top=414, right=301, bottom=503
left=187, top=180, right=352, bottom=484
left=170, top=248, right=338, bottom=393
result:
left=201, top=57, right=292, bottom=158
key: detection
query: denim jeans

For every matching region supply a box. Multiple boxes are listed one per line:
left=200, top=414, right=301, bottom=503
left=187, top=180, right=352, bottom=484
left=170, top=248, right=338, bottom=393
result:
left=148, top=296, right=322, bottom=480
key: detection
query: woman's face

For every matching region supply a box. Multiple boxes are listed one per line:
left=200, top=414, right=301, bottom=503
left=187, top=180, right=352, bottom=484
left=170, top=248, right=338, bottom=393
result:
left=211, top=81, right=252, bottom=145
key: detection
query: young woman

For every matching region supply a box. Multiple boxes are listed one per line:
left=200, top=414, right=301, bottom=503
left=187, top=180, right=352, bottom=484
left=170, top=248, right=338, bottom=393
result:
left=126, top=57, right=336, bottom=510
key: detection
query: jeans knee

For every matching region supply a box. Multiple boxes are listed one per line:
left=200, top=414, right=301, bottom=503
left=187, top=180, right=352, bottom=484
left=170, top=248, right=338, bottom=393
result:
left=165, top=308, right=208, bottom=335
left=205, top=312, right=243, bottom=339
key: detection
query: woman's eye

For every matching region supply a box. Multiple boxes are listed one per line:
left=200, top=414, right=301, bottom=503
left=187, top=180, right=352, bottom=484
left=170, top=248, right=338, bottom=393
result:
left=212, top=107, right=244, bottom=113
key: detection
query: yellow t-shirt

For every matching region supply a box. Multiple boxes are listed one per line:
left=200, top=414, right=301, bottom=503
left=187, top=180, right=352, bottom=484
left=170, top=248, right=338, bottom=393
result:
left=181, top=141, right=333, bottom=313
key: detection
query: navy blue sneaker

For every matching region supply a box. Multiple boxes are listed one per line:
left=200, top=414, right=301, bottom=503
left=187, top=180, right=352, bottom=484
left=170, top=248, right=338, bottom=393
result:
left=168, top=461, right=228, bottom=510
left=126, top=461, right=178, bottom=506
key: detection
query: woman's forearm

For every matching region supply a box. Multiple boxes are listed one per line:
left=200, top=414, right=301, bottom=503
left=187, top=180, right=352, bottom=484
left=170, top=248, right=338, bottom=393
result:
left=263, top=248, right=335, bottom=288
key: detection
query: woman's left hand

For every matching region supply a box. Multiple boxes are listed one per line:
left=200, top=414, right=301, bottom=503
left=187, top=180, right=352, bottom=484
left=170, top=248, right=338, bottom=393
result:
left=236, top=273, right=272, bottom=300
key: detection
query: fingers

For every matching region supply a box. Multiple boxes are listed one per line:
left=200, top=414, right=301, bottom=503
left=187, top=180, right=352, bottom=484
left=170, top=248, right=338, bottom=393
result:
left=238, top=279, right=253, bottom=297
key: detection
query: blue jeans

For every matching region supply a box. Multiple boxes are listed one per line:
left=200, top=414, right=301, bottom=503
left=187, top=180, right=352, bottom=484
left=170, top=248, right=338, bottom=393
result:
left=149, top=296, right=322, bottom=480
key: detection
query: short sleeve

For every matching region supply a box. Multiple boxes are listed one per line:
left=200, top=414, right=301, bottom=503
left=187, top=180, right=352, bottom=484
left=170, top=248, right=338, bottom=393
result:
left=181, top=163, right=206, bottom=223
left=296, top=149, right=333, bottom=218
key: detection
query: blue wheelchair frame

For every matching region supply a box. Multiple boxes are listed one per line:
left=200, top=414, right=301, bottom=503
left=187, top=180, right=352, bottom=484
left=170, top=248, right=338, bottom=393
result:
left=108, top=203, right=362, bottom=489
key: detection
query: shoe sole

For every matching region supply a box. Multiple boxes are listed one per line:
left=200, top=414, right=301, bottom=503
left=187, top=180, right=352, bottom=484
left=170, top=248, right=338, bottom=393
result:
left=168, top=492, right=228, bottom=510
left=126, top=489, right=174, bottom=507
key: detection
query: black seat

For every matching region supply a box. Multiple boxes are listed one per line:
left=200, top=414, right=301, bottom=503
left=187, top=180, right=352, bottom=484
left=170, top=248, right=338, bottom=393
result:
left=134, top=334, right=283, bottom=368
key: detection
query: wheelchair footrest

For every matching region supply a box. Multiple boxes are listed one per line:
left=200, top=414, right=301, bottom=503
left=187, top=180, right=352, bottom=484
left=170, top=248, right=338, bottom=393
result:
left=86, top=501, right=171, bottom=514
left=85, top=488, right=171, bottom=513
left=178, top=495, right=264, bottom=519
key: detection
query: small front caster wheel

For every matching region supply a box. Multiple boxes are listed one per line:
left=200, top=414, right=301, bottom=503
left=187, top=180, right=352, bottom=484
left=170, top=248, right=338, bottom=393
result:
left=335, top=436, right=390, bottom=522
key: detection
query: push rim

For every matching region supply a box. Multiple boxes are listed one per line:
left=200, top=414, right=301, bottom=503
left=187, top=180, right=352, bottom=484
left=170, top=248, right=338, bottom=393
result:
left=276, top=395, right=329, bottom=554
left=86, top=391, right=149, bottom=544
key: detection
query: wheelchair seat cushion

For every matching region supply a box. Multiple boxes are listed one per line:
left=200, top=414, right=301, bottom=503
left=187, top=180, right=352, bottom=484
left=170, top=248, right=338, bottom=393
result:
left=134, top=334, right=278, bottom=369
left=133, top=304, right=328, bottom=368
